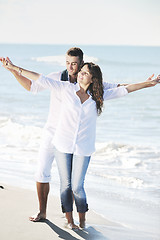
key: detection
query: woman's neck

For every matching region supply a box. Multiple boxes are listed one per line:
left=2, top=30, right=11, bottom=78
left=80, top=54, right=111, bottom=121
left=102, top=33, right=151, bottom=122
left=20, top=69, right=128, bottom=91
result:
left=78, top=83, right=90, bottom=94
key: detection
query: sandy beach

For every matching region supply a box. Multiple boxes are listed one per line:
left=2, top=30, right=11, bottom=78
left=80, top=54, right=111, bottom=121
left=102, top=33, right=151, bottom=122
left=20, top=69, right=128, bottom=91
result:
left=0, top=185, right=114, bottom=240
left=1, top=184, right=159, bottom=240
left=0, top=44, right=160, bottom=240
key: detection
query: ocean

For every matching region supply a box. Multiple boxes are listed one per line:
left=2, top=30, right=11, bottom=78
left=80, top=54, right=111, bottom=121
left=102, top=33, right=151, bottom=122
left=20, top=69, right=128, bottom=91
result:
left=0, top=44, right=160, bottom=238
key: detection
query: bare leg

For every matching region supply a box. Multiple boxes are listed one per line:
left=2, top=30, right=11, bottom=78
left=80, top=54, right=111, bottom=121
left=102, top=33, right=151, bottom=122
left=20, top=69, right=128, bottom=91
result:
left=65, top=212, right=79, bottom=229
left=29, top=182, right=49, bottom=222
left=79, top=212, right=86, bottom=229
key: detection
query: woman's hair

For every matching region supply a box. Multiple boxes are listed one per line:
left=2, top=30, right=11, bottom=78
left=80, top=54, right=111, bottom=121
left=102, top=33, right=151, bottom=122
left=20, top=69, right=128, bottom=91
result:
left=82, top=62, right=104, bottom=115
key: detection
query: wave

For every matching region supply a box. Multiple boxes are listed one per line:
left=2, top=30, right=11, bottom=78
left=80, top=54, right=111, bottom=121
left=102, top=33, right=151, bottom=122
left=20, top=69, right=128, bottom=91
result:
left=31, top=54, right=98, bottom=66
left=94, top=141, right=160, bottom=167
left=89, top=142, right=160, bottom=189
left=0, top=118, right=159, bottom=190
left=88, top=170, right=144, bottom=188
left=0, top=117, right=42, bottom=148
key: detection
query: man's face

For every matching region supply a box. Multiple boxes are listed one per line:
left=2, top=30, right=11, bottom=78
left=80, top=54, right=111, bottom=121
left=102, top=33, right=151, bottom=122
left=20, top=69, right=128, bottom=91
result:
left=66, top=55, right=81, bottom=76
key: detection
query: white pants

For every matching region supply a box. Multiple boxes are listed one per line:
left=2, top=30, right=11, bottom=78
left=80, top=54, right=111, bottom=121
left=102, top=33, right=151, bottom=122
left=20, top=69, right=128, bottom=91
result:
left=35, top=129, right=55, bottom=183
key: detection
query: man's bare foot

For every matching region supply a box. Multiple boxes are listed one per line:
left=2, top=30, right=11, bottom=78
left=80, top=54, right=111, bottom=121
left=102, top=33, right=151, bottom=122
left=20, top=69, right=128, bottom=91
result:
left=29, top=212, right=46, bottom=222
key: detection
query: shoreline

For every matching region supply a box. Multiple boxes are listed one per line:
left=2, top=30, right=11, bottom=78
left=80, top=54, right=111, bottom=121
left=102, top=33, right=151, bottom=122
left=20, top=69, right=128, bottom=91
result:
left=1, top=183, right=159, bottom=240
left=0, top=184, right=116, bottom=240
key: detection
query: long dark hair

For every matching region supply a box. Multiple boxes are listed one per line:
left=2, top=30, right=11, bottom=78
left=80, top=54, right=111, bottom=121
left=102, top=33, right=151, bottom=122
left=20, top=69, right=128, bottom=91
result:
left=82, top=62, right=104, bottom=115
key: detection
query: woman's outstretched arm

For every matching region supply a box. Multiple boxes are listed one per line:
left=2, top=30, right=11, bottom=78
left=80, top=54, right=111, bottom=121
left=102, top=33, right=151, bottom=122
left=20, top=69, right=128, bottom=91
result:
left=126, top=74, right=160, bottom=93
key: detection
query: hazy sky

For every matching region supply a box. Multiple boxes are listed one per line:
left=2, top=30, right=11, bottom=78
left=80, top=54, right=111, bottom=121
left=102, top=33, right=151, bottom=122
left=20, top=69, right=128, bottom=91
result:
left=0, top=0, right=160, bottom=46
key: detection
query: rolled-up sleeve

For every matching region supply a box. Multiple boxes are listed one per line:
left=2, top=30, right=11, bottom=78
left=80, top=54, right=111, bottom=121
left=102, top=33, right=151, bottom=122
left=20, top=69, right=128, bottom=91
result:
left=103, top=82, right=118, bottom=90
left=103, top=86, right=128, bottom=101
left=36, top=74, right=66, bottom=92
left=30, top=80, right=45, bottom=94
left=30, top=71, right=61, bottom=94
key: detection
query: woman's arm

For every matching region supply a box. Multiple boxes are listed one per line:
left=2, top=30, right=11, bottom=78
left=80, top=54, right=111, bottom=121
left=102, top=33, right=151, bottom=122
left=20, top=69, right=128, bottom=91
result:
left=103, top=74, right=159, bottom=101
left=126, top=74, right=160, bottom=93
left=0, top=57, right=40, bottom=81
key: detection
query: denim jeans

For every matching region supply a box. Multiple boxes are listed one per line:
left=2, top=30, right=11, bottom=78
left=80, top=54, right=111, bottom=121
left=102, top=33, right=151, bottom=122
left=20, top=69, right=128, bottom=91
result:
left=54, top=148, right=91, bottom=213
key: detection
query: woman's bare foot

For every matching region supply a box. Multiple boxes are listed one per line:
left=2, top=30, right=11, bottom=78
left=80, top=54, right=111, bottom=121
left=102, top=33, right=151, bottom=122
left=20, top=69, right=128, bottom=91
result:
left=79, top=212, right=86, bottom=229
left=65, top=212, right=79, bottom=229
left=29, top=212, right=46, bottom=222
left=65, top=223, right=79, bottom=230
left=79, top=220, right=86, bottom=229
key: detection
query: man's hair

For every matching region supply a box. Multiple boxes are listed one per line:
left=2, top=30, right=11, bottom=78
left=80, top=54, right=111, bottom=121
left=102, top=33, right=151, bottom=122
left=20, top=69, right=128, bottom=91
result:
left=66, top=47, right=83, bottom=63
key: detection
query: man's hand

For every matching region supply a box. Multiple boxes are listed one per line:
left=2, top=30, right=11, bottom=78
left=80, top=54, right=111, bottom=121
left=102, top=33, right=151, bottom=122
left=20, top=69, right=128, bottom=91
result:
left=0, top=57, right=17, bottom=73
left=0, top=56, right=13, bottom=67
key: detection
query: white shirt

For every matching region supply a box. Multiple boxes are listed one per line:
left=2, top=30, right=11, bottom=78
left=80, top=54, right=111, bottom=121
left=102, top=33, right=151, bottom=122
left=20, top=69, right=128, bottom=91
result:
left=36, top=74, right=128, bottom=156
left=31, top=71, right=62, bottom=135
left=30, top=71, right=118, bottom=136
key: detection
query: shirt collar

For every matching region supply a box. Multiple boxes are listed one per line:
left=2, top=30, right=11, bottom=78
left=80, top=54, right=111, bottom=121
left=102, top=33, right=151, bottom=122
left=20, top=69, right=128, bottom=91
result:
left=74, top=83, right=91, bottom=97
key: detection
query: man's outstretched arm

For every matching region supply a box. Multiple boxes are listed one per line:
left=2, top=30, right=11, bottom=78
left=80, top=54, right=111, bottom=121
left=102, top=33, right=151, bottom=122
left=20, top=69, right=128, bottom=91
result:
left=0, top=57, right=40, bottom=81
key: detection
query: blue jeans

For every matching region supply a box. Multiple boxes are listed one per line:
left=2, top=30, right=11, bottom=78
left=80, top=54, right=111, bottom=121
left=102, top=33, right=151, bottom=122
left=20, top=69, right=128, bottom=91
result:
left=54, top=148, right=90, bottom=213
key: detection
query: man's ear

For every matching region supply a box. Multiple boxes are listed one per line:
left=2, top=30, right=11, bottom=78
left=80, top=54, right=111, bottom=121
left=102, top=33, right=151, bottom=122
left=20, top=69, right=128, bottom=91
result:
left=80, top=60, right=84, bottom=68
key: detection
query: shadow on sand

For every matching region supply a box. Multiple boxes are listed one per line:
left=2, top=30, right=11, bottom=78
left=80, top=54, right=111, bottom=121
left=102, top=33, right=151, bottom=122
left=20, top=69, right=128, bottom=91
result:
left=42, top=219, right=108, bottom=240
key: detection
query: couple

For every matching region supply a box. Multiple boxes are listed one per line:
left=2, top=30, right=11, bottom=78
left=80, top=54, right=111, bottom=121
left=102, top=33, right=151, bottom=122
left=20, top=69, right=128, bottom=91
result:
left=1, top=47, right=159, bottom=230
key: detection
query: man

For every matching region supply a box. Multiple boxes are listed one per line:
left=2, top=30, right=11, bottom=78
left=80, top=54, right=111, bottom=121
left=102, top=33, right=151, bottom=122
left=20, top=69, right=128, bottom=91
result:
left=0, top=48, right=125, bottom=223
left=1, top=48, right=84, bottom=222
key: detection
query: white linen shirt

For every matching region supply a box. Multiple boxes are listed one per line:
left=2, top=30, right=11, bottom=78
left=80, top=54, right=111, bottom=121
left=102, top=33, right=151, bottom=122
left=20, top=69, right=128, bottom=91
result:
left=36, top=74, right=128, bottom=156
left=30, top=72, right=118, bottom=137
left=31, top=72, right=62, bottom=136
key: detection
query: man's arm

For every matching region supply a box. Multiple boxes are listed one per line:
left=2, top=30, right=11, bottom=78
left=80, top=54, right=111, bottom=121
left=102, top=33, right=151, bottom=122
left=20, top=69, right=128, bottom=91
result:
left=9, top=68, right=32, bottom=91
left=0, top=57, right=40, bottom=81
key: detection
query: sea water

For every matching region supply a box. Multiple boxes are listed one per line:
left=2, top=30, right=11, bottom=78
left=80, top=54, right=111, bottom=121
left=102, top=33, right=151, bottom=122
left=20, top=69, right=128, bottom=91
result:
left=0, top=44, right=160, bottom=237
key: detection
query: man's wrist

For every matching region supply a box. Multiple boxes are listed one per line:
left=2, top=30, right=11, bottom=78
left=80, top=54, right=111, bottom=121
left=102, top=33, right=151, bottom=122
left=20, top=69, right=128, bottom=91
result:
left=12, top=65, right=18, bottom=71
left=18, top=67, right=22, bottom=75
left=13, top=65, right=22, bottom=75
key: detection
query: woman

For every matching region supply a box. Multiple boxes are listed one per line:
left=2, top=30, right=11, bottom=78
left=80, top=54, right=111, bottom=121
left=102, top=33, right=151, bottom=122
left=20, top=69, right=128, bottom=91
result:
left=1, top=57, right=160, bottom=229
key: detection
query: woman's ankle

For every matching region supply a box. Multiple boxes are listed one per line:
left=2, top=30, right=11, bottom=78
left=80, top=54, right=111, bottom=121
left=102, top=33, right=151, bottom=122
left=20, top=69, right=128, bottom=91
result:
left=79, top=212, right=86, bottom=228
left=65, top=212, right=74, bottom=224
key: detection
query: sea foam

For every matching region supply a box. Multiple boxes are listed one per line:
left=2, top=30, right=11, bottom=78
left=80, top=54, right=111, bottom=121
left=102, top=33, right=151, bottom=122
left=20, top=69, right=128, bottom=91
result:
left=32, top=54, right=98, bottom=66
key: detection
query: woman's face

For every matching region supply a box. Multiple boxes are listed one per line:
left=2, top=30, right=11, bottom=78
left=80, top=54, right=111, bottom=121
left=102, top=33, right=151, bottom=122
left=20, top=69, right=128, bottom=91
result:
left=77, top=65, right=92, bottom=86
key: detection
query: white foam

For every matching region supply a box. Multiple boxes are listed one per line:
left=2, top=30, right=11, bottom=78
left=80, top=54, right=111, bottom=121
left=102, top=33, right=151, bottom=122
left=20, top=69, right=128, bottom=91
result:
left=0, top=118, right=42, bottom=147
left=32, top=54, right=98, bottom=66
left=89, top=141, right=160, bottom=189
left=0, top=118, right=159, bottom=192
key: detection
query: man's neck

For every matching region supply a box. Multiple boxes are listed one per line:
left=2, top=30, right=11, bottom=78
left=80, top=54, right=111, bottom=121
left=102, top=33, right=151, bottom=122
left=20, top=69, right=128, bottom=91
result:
left=69, top=74, right=77, bottom=83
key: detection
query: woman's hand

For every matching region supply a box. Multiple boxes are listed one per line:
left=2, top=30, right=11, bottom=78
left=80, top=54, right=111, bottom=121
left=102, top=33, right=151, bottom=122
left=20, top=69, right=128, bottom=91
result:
left=146, top=74, right=160, bottom=86
left=126, top=74, right=160, bottom=93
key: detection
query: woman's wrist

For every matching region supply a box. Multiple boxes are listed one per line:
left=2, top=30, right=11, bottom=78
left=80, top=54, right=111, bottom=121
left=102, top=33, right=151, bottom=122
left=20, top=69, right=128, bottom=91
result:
left=145, top=80, right=155, bottom=88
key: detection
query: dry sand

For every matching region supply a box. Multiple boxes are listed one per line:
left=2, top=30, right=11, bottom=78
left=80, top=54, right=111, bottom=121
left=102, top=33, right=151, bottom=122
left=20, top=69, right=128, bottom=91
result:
left=1, top=185, right=158, bottom=240
left=0, top=185, right=117, bottom=240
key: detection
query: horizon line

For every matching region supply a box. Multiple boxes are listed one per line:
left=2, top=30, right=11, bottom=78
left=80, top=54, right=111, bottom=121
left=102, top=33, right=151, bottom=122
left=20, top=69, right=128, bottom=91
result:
left=0, top=42, right=160, bottom=47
